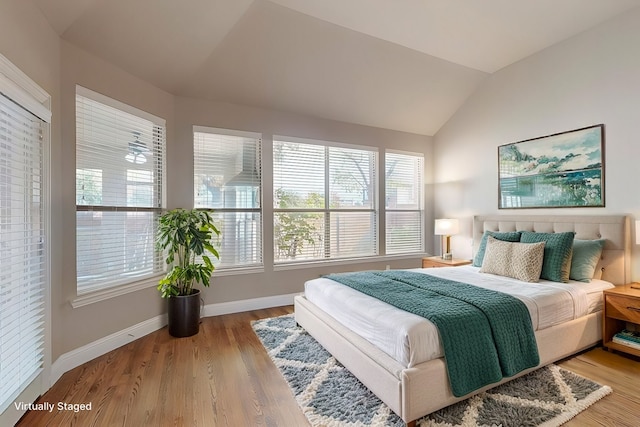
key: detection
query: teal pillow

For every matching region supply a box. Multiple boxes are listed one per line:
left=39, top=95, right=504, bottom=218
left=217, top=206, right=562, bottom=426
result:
left=519, top=231, right=575, bottom=283
left=473, top=231, right=522, bottom=267
left=570, top=239, right=605, bottom=282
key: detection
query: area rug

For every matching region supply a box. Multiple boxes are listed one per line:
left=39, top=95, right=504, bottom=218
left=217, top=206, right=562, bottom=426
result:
left=252, top=314, right=612, bottom=427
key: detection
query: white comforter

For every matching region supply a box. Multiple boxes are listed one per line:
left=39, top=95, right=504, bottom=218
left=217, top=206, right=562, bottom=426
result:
left=304, top=266, right=614, bottom=368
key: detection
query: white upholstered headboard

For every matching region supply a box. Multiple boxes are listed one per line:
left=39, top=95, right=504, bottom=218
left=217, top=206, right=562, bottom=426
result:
left=473, top=215, right=630, bottom=285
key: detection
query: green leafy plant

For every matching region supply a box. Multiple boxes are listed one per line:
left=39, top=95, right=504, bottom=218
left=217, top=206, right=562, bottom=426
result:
left=156, top=208, right=220, bottom=298
left=274, top=188, right=321, bottom=260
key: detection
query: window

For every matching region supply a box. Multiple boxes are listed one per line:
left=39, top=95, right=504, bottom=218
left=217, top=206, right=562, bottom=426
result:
left=0, top=92, right=47, bottom=412
left=75, top=86, right=165, bottom=294
left=385, top=151, right=424, bottom=254
left=273, top=137, right=377, bottom=263
left=193, top=127, right=262, bottom=268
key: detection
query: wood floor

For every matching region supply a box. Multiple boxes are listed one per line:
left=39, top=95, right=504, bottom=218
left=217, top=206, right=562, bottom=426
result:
left=17, top=306, right=640, bottom=427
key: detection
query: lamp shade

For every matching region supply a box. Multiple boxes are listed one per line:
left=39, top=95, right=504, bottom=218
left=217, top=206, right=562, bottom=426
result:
left=434, top=218, right=459, bottom=236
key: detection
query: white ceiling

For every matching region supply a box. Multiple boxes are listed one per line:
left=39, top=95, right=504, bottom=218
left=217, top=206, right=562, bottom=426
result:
left=34, top=0, right=640, bottom=135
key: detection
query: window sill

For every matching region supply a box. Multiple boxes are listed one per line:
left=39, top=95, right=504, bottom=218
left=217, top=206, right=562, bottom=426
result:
left=214, top=266, right=265, bottom=276
left=273, top=253, right=427, bottom=271
left=70, top=275, right=162, bottom=308
left=70, top=267, right=265, bottom=308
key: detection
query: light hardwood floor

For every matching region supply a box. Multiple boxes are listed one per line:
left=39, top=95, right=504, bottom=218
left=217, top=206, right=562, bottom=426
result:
left=17, top=306, right=640, bottom=426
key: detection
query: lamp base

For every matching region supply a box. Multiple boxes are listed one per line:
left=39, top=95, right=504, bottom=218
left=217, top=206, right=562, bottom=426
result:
left=440, top=235, right=453, bottom=260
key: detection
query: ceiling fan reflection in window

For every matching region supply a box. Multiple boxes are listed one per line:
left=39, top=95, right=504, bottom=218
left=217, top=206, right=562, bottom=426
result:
left=125, top=131, right=150, bottom=164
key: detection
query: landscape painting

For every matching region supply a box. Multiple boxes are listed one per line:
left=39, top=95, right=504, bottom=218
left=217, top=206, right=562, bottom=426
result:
left=498, top=124, right=604, bottom=209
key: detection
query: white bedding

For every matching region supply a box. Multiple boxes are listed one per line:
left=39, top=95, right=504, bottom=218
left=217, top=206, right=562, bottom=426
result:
left=303, top=266, right=614, bottom=368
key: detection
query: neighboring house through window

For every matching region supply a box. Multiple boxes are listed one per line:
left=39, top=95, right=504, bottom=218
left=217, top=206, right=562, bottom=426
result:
left=193, top=127, right=262, bottom=269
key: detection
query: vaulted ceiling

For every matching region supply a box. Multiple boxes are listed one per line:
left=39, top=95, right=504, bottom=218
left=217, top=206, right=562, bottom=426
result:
left=34, top=0, right=640, bottom=135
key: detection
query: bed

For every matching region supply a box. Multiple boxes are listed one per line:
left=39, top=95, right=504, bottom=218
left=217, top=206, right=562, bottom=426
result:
left=294, top=214, right=630, bottom=426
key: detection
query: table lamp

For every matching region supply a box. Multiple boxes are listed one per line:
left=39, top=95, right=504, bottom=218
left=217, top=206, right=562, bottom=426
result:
left=434, top=218, right=459, bottom=260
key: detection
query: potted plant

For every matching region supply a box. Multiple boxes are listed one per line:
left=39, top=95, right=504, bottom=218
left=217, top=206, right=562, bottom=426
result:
left=156, top=208, right=220, bottom=337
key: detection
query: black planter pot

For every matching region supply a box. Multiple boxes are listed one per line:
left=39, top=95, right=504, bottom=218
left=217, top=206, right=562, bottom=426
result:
left=167, top=289, right=202, bottom=337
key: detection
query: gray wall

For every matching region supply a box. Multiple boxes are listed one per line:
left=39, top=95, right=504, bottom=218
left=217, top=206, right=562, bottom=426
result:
left=1, top=1, right=434, bottom=361
left=57, top=41, right=176, bottom=358
left=434, top=8, right=640, bottom=281
left=12, top=0, right=640, bottom=376
left=0, top=0, right=62, bottom=361
left=57, top=44, right=433, bottom=358
left=174, top=96, right=433, bottom=305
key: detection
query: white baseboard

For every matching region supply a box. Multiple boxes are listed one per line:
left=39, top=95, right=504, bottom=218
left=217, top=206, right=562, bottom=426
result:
left=50, top=314, right=167, bottom=387
left=202, top=292, right=300, bottom=317
left=49, top=292, right=300, bottom=388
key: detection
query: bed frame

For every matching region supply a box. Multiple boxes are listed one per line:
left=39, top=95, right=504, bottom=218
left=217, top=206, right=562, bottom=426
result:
left=294, top=215, right=630, bottom=426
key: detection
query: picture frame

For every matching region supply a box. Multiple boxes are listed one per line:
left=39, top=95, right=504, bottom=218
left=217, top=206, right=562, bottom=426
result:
left=498, top=124, right=605, bottom=209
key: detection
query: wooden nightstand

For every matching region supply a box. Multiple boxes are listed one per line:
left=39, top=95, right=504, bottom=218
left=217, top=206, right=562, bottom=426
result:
left=422, top=256, right=472, bottom=268
left=602, top=284, right=640, bottom=357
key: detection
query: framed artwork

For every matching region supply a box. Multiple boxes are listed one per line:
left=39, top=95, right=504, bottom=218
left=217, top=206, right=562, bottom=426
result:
left=498, top=124, right=604, bottom=209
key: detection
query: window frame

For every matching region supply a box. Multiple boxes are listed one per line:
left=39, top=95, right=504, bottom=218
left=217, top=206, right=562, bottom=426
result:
left=384, top=149, right=425, bottom=255
left=73, top=86, right=166, bottom=302
left=273, top=135, right=379, bottom=265
left=193, top=125, right=264, bottom=271
left=0, top=53, right=51, bottom=425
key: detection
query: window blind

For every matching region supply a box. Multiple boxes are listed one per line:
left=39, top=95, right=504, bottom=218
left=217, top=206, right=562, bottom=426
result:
left=273, top=137, right=377, bottom=262
left=193, top=127, right=262, bottom=268
left=76, top=87, right=165, bottom=294
left=0, top=93, right=45, bottom=413
left=385, top=151, right=425, bottom=254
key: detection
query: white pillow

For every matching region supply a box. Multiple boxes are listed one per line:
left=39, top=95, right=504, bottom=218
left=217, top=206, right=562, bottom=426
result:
left=480, top=237, right=545, bottom=282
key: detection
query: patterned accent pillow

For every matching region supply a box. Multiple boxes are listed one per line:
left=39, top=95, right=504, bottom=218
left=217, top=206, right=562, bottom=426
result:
left=570, top=239, right=605, bottom=282
left=479, top=237, right=545, bottom=282
left=519, top=231, right=575, bottom=283
left=473, top=231, right=522, bottom=267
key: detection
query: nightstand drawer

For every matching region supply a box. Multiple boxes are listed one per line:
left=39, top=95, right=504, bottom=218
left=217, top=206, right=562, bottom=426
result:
left=605, top=294, right=640, bottom=323
left=421, top=257, right=472, bottom=268
left=422, top=259, right=445, bottom=268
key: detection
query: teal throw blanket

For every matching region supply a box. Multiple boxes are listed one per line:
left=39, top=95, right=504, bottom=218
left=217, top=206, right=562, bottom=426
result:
left=324, top=270, right=539, bottom=397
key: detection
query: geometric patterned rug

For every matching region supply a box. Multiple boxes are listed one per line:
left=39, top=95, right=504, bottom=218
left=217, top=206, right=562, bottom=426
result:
left=252, top=314, right=612, bottom=427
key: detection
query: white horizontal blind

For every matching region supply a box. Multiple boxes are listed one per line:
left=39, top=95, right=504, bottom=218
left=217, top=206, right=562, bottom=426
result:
left=0, top=94, right=45, bottom=412
left=273, top=137, right=377, bottom=262
left=385, top=151, right=424, bottom=254
left=76, top=88, right=165, bottom=294
left=193, top=127, right=262, bottom=268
